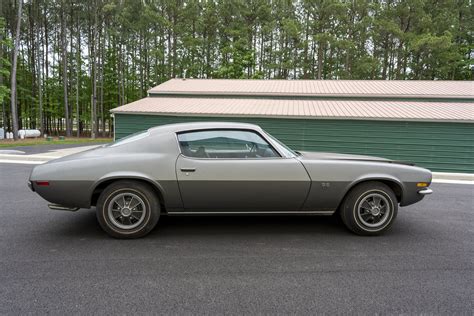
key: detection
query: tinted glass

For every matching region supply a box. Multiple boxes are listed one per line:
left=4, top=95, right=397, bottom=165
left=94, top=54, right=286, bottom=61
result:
left=263, top=131, right=298, bottom=157
left=178, top=130, right=279, bottom=159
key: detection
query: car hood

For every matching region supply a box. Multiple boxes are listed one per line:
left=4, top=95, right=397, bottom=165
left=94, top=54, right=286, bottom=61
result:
left=296, top=151, right=414, bottom=165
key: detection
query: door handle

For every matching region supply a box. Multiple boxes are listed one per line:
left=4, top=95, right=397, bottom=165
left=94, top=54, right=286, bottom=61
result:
left=180, top=168, right=196, bottom=172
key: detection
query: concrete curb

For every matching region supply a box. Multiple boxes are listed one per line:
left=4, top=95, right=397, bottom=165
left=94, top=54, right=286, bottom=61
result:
left=432, top=172, right=474, bottom=181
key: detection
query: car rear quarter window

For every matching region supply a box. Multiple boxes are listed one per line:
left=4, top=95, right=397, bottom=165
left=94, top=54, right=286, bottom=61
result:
left=177, top=130, right=280, bottom=159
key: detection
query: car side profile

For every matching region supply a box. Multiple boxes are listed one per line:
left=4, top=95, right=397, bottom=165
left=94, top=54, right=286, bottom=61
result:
left=28, top=122, right=433, bottom=238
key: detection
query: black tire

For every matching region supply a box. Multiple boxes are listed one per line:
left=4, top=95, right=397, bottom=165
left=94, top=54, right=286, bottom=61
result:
left=96, top=180, right=160, bottom=239
left=340, top=181, right=398, bottom=236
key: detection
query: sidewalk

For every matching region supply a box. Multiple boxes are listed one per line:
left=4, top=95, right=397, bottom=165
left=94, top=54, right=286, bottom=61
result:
left=0, top=145, right=472, bottom=184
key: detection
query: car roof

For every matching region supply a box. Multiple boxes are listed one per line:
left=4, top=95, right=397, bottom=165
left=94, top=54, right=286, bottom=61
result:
left=148, top=122, right=262, bottom=134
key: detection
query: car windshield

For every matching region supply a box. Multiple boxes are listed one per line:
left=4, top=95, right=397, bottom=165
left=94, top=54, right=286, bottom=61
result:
left=106, top=130, right=149, bottom=147
left=264, top=132, right=299, bottom=157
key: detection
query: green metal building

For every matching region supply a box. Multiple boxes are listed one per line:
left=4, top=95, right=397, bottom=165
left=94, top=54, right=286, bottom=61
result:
left=111, top=79, right=474, bottom=173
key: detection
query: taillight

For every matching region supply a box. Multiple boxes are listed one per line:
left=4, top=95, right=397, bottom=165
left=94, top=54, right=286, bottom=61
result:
left=35, top=181, right=50, bottom=186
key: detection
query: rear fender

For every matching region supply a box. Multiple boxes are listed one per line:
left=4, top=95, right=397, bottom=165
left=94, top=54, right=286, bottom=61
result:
left=89, top=172, right=166, bottom=207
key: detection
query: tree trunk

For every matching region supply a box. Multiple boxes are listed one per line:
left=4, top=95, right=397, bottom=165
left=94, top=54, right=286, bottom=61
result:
left=100, top=29, right=105, bottom=137
left=91, top=3, right=98, bottom=139
left=76, top=15, right=80, bottom=137
left=317, top=42, right=323, bottom=80
left=61, top=2, right=71, bottom=136
left=382, top=35, right=390, bottom=80
left=10, top=0, right=23, bottom=140
left=36, top=4, right=43, bottom=136
left=0, top=9, right=5, bottom=137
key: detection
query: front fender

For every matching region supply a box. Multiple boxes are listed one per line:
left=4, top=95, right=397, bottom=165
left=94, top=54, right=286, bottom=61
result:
left=341, top=174, right=406, bottom=203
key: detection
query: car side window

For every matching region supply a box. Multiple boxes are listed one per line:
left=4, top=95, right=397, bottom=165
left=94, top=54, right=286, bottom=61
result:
left=177, top=130, right=280, bottom=159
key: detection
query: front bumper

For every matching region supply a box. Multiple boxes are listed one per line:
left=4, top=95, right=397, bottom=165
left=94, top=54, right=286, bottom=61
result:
left=418, top=188, right=433, bottom=195
left=400, top=182, right=433, bottom=206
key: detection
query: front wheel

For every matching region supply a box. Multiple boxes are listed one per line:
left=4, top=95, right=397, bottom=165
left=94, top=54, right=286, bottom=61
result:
left=340, top=181, right=398, bottom=236
left=96, top=181, right=160, bottom=238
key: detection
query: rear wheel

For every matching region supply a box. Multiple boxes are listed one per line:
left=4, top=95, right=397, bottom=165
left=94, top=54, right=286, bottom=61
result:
left=340, top=181, right=398, bottom=236
left=96, top=181, right=160, bottom=238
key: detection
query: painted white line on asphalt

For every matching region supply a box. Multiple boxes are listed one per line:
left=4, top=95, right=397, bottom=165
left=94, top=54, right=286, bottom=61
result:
left=26, top=155, right=61, bottom=159
left=0, top=154, right=58, bottom=159
left=432, top=179, right=474, bottom=185
left=0, top=159, right=45, bottom=165
left=0, top=150, right=26, bottom=155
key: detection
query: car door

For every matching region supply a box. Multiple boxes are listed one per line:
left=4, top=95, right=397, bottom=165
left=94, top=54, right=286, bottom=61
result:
left=175, top=129, right=311, bottom=212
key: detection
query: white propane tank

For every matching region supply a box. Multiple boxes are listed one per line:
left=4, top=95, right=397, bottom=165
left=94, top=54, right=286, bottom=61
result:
left=18, top=129, right=41, bottom=138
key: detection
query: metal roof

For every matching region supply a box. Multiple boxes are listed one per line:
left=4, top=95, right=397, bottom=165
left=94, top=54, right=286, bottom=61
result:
left=148, top=79, right=474, bottom=99
left=111, top=97, right=474, bottom=123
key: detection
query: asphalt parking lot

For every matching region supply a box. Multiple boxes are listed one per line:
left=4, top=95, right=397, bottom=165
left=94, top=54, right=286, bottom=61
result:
left=0, top=163, right=473, bottom=314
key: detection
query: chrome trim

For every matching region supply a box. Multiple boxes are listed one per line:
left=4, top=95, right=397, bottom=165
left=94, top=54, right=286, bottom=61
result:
left=48, top=204, right=79, bottom=212
left=167, top=211, right=335, bottom=216
left=356, top=191, right=391, bottom=228
left=418, top=188, right=433, bottom=195
left=180, top=167, right=196, bottom=172
left=107, top=192, right=147, bottom=230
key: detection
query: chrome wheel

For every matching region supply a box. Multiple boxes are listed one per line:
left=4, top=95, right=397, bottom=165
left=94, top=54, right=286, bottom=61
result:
left=107, top=192, right=147, bottom=230
left=356, top=192, right=391, bottom=228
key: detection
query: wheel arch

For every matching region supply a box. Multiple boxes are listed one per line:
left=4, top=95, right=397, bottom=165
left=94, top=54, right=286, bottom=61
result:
left=337, top=176, right=405, bottom=211
left=90, top=174, right=166, bottom=212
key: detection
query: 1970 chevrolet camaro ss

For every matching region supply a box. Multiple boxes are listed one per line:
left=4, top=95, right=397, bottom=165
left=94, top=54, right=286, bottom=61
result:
left=28, top=122, right=433, bottom=238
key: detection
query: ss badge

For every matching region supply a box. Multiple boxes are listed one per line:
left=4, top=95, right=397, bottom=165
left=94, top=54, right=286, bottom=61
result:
left=321, top=182, right=331, bottom=189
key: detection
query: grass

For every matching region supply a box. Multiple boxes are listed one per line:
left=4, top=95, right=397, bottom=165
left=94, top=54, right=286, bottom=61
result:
left=0, top=137, right=112, bottom=148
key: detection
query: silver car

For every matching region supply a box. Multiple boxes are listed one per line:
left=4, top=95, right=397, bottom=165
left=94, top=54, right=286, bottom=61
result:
left=28, top=122, right=433, bottom=238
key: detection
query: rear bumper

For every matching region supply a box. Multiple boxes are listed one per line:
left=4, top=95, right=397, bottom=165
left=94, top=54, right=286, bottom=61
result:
left=28, top=180, right=93, bottom=208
